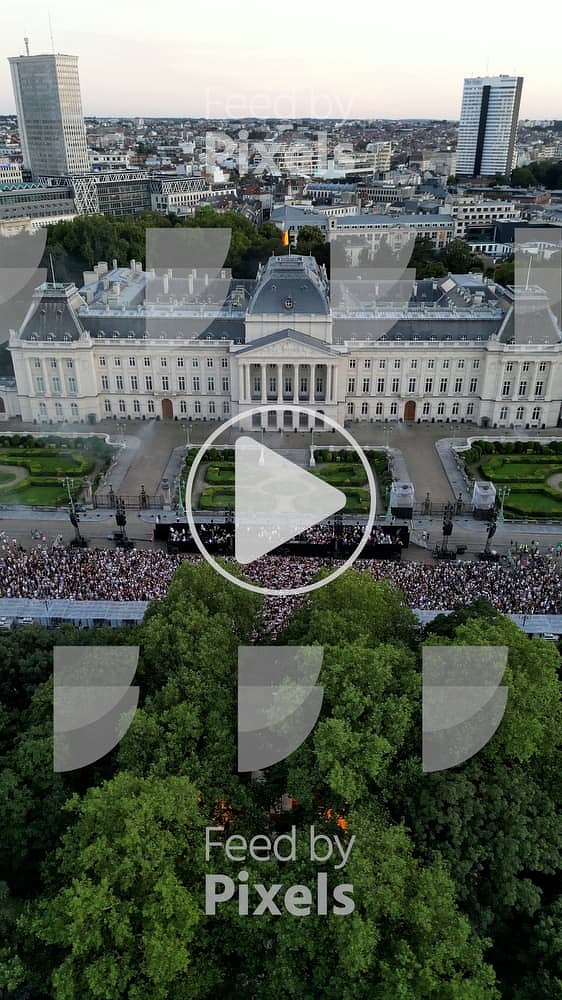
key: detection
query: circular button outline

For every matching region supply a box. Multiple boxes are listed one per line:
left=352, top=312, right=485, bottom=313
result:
left=185, top=404, right=377, bottom=597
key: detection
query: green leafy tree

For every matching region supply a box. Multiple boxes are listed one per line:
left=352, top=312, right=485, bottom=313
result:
left=409, top=236, right=447, bottom=279
left=29, top=773, right=216, bottom=1000
left=439, top=239, right=483, bottom=274
left=295, top=225, right=329, bottom=270
left=493, top=256, right=515, bottom=287
left=393, top=615, right=562, bottom=996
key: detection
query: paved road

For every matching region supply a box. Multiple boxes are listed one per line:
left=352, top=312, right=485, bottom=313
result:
left=2, top=417, right=561, bottom=536
left=3, top=507, right=562, bottom=569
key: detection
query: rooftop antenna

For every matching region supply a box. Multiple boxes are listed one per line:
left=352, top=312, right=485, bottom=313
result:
left=24, top=36, right=30, bottom=57
left=48, top=11, right=55, bottom=54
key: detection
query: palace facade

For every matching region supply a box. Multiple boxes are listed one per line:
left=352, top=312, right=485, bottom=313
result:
left=3, top=253, right=562, bottom=430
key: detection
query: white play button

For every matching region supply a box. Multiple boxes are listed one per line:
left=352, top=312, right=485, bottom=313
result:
left=234, top=437, right=346, bottom=564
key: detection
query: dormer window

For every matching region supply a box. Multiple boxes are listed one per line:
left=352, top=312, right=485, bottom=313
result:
left=284, top=296, right=294, bottom=310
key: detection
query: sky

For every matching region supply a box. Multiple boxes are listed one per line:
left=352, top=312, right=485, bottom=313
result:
left=0, top=0, right=560, bottom=120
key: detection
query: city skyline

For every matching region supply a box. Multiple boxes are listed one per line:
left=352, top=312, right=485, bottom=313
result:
left=0, top=0, right=560, bottom=119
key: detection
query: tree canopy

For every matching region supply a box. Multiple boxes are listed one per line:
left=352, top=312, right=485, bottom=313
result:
left=0, top=567, right=559, bottom=998
left=45, top=208, right=287, bottom=282
left=511, top=159, right=562, bottom=189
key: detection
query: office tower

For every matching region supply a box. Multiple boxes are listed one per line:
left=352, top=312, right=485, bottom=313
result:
left=9, top=51, right=90, bottom=179
left=456, top=75, right=524, bottom=178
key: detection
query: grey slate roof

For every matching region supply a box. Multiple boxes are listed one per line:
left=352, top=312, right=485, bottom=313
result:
left=19, top=284, right=85, bottom=342
left=15, top=258, right=510, bottom=345
left=498, top=300, right=561, bottom=345
left=247, top=255, right=330, bottom=316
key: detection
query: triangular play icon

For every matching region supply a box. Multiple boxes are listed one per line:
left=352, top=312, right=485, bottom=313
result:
left=235, top=437, right=346, bottom=564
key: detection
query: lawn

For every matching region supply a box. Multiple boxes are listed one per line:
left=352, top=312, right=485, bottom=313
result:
left=505, top=490, right=562, bottom=518
left=480, top=454, right=562, bottom=483
left=197, top=456, right=380, bottom=513
left=312, top=463, right=370, bottom=512
left=463, top=442, right=562, bottom=519
left=205, top=463, right=235, bottom=486
left=199, top=486, right=235, bottom=509
left=0, top=434, right=114, bottom=506
left=312, top=463, right=367, bottom=487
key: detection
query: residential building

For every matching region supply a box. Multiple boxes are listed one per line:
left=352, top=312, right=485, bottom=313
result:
left=0, top=162, right=23, bottom=184
left=8, top=52, right=90, bottom=178
left=457, top=75, right=524, bottom=178
left=446, top=197, right=521, bottom=238
left=270, top=207, right=455, bottom=249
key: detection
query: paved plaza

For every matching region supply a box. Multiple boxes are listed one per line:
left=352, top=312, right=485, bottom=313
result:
left=1, top=417, right=561, bottom=562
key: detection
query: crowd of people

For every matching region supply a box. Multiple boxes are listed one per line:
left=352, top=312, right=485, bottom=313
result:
left=165, top=521, right=402, bottom=553
left=168, top=524, right=233, bottom=549
left=0, top=533, right=560, bottom=636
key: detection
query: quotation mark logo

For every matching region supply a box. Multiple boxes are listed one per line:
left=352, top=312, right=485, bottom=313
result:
left=0, top=229, right=48, bottom=336
left=238, top=646, right=324, bottom=771
left=422, top=646, right=508, bottom=772
left=53, top=646, right=140, bottom=772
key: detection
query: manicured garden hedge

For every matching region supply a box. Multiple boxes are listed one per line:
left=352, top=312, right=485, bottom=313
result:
left=461, top=439, right=562, bottom=518
left=0, top=435, right=113, bottom=505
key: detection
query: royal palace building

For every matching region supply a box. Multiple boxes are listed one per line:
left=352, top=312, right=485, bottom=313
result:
left=3, top=253, right=562, bottom=430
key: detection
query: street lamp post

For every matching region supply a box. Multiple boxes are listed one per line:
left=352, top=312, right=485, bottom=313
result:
left=309, top=426, right=316, bottom=468
left=176, top=476, right=185, bottom=519
left=496, top=486, right=511, bottom=526
left=385, top=485, right=392, bottom=524
left=62, top=477, right=74, bottom=509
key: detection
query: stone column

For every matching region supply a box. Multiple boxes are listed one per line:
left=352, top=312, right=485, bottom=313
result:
left=83, top=478, right=93, bottom=507
left=276, top=365, right=282, bottom=404
left=161, top=477, right=171, bottom=511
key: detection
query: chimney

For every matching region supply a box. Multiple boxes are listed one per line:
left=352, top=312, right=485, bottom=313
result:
left=136, top=261, right=143, bottom=273
left=188, top=273, right=194, bottom=295
left=130, top=259, right=136, bottom=271
left=163, top=274, right=169, bottom=295
left=103, top=278, right=110, bottom=291
left=112, top=258, right=118, bottom=271
left=204, top=272, right=209, bottom=287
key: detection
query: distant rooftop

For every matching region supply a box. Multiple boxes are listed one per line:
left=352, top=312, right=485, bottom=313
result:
left=0, top=182, right=48, bottom=191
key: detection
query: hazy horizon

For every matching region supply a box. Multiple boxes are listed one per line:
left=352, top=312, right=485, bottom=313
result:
left=1, top=0, right=561, bottom=120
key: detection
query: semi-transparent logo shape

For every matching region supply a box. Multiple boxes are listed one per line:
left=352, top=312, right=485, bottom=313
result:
left=53, top=645, right=140, bottom=772
left=0, top=229, right=48, bottom=335
left=238, top=646, right=324, bottom=771
left=422, top=645, right=508, bottom=772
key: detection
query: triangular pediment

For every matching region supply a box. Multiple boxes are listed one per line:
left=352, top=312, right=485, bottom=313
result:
left=236, top=328, right=340, bottom=358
